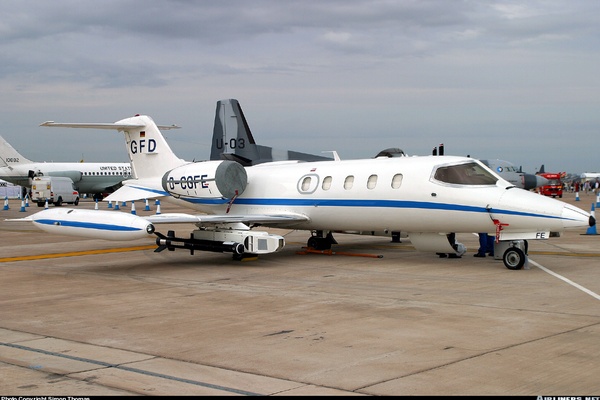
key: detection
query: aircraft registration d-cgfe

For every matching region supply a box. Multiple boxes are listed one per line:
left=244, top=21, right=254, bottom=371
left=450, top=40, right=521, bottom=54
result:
left=7, top=113, right=595, bottom=270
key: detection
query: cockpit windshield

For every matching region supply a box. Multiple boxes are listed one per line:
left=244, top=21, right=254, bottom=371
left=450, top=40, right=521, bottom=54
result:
left=433, top=161, right=498, bottom=185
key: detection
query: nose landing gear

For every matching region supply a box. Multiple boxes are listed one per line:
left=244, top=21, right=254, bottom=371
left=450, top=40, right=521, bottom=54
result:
left=495, top=240, right=529, bottom=270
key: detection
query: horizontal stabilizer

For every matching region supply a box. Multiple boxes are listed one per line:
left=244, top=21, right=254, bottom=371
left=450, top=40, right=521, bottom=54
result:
left=104, top=184, right=167, bottom=203
left=41, top=121, right=180, bottom=131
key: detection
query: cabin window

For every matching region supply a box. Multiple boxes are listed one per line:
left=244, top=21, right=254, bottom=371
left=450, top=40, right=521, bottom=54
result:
left=344, top=175, right=354, bottom=190
left=297, top=174, right=319, bottom=194
left=434, top=162, right=498, bottom=185
left=301, top=176, right=311, bottom=191
left=367, top=174, right=378, bottom=189
left=391, top=174, right=403, bottom=189
left=322, top=176, right=332, bottom=190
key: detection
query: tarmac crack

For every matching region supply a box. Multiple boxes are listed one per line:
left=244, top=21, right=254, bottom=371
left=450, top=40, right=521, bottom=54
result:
left=354, top=320, right=600, bottom=391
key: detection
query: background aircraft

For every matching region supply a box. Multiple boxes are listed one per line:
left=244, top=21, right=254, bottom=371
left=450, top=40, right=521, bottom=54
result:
left=210, top=98, right=333, bottom=165
left=426, top=145, right=548, bottom=191
left=0, top=133, right=132, bottom=200
left=7, top=113, right=594, bottom=270
left=480, top=159, right=548, bottom=190
left=580, top=172, right=600, bottom=182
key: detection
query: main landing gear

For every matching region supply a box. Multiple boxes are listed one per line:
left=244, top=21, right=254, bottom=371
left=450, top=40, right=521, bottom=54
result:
left=307, top=230, right=338, bottom=250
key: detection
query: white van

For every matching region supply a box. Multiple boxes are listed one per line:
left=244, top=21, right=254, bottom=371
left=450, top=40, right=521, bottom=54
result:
left=31, top=176, right=80, bottom=207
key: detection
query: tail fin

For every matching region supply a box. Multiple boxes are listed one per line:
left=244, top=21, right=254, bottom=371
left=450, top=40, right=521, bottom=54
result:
left=211, top=99, right=332, bottom=165
left=115, top=115, right=186, bottom=180
left=211, top=99, right=259, bottom=165
left=0, top=134, right=33, bottom=167
left=40, top=115, right=185, bottom=180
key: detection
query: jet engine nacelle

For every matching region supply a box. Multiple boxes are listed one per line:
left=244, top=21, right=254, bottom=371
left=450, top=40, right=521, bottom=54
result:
left=161, top=160, right=247, bottom=199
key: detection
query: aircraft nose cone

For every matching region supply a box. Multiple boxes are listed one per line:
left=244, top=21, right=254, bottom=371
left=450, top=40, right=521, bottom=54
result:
left=536, top=175, right=549, bottom=188
left=562, top=203, right=594, bottom=230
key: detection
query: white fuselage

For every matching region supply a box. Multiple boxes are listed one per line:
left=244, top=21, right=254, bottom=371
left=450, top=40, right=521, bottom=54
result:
left=157, top=156, right=588, bottom=237
left=0, top=162, right=132, bottom=194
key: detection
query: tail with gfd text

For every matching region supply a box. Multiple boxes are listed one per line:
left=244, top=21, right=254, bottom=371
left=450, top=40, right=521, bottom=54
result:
left=41, top=115, right=185, bottom=181
left=115, top=114, right=187, bottom=180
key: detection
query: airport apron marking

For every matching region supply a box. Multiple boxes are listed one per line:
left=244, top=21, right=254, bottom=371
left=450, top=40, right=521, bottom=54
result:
left=1, top=341, right=263, bottom=396
left=0, top=245, right=156, bottom=262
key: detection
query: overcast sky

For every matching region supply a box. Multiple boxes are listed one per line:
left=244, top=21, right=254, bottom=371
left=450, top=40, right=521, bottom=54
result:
left=1, top=0, right=599, bottom=174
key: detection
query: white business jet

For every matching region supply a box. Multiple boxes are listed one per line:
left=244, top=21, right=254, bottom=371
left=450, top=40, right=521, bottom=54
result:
left=7, top=114, right=594, bottom=270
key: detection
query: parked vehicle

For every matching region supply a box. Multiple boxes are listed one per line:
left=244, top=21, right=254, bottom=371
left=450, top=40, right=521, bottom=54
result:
left=31, top=176, right=80, bottom=206
left=537, top=172, right=564, bottom=198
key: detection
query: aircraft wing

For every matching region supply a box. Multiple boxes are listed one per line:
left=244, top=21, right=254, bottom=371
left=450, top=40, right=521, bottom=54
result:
left=104, top=183, right=168, bottom=202
left=144, top=212, right=309, bottom=225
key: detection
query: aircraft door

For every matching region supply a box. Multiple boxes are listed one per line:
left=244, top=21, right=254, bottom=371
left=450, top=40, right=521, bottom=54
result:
left=297, top=174, right=320, bottom=194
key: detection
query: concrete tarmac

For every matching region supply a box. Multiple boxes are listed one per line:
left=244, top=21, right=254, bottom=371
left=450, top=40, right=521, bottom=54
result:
left=0, top=193, right=599, bottom=396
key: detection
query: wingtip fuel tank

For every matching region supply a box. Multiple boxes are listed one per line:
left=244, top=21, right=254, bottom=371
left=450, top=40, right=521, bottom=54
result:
left=24, top=208, right=155, bottom=240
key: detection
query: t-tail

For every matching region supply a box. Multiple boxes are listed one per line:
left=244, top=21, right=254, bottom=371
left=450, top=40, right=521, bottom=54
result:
left=41, top=115, right=250, bottom=205
left=210, top=98, right=333, bottom=165
left=116, top=115, right=186, bottom=180
left=41, top=115, right=184, bottom=181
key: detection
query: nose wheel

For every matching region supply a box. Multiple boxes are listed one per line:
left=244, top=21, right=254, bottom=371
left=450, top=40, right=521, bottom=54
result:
left=503, top=247, right=527, bottom=270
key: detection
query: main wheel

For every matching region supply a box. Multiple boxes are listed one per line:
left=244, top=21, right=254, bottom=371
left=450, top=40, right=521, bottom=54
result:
left=307, top=236, right=332, bottom=250
left=503, top=247, right=526, bottom=270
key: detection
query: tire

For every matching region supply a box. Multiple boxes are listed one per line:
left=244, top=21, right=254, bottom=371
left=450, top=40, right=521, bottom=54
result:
left=503, top=247, right=526, bottom=270
left=307, top=236, right=332, bottom=250
left=55, top=197, right=63, bottom=206
left=307, top=236, right=319, bottom=249
left=74, top=197, right=80, bottom=206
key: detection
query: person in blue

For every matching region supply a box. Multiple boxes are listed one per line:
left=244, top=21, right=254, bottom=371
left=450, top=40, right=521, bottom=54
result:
left=474, top=233, right=494, bottom=257
left=437, top=233, right=466, bottom=258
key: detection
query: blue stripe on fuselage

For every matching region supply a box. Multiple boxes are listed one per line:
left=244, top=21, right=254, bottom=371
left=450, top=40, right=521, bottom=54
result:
left=177, top=197, right=564, bottom=221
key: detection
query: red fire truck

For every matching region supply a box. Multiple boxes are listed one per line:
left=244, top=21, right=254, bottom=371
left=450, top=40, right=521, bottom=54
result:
left=537, top=172, right=565, bottom=198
